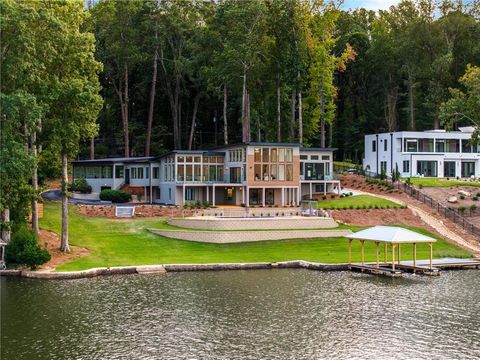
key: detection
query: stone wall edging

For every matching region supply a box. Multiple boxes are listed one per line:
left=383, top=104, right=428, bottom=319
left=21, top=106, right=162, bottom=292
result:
left=0, top=261, right=348, bottom=280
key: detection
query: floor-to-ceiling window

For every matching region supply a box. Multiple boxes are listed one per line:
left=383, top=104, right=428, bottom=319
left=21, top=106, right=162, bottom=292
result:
left=417, top=161, right=438, bottom=177
left=444, top=161, right=456, bottom=177
left=461, top=162, right=476, bottom=177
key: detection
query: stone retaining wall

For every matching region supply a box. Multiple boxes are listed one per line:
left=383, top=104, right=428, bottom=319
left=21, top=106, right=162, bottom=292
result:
left=77, top=204, right=198, bottom=218
left=150, top=228, right=351, bottom=243
left=168, top=216, right=338, bottom=230
left=0, top=261, right=348, bottom=280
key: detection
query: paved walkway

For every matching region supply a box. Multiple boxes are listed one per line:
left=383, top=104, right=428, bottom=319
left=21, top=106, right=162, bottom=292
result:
left=343, top=188, right=480, bottom=256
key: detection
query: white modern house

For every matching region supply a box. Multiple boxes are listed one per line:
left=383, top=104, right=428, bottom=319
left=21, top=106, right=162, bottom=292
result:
left=363, top=127, right=480, bottom=178
left=72, top=143, right=341, bottom=206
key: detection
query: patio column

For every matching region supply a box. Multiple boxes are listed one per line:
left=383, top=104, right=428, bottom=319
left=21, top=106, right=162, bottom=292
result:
left=206, top=186, right=209, bottom=203
left=262, top=187, right=265, bottom=207
left=384, top=243, right=387, bottom=264
left=376, top=242, right=380, bottom=270
left=246, top=186, right=249, bottom=207
left=323, top=183, right=326, bottom=195
left=182, top=184, right=186, bottom=206
left=309, top=183, right=312, bottom=200
left=398, top=244, right=401, bottom=266
left=281, top=188, right=285, bottom=207
left=297, top=187, right=301, bottom=205
left=212, top=185, right=216, bottom=206
left=391, top=243, right=395, bottom=271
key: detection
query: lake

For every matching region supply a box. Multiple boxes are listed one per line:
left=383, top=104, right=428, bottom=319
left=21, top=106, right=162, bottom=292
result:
left=2, top=269, right=480, bottom=359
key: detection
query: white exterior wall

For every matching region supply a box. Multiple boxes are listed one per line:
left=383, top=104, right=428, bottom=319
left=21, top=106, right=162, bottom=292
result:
left=364, top=131, right=480, bottom=178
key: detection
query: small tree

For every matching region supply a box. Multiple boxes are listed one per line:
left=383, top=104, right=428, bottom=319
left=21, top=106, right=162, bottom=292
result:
left=6, top=226, right=51, bottom=270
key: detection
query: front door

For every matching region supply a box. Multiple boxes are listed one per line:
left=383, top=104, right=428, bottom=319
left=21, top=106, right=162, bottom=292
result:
left=125, top=168, right=130, bottom=185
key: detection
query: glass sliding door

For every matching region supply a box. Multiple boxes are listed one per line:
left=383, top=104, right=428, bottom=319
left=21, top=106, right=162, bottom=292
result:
left=444, top=161, right=456, bottom=177
left=417, top=161, right=438, bottom=177
left=461, top=162, right=475, bottom=177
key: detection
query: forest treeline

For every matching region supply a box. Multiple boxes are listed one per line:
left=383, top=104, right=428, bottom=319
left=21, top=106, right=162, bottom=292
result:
left=85, top=0, right=480, bottom=162
left=1, top=0, right=479, bottom=252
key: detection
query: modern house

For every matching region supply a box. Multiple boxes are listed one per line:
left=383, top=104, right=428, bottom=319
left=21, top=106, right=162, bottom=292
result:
left=72, top=143, right=340, bottom=206
left=363, top=127, right=480, bottom=178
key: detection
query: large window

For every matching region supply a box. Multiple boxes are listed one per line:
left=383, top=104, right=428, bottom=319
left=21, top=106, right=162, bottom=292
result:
left=384, top=139, right=388, bottom=151
left=75, top=165, right=113, bottom=179
left=444, top=161, right=456, bottom=177
left=229, top=149, right=245, bottom=162
left=304, top=163, right=325, bottom=180
left=115, top=166, right=124, bottom=179
left=153, top=167, right=159, bottom=179
left=130, top=167, right=144, bottom=179
left=230, top=167, right=242, bottom=183
left=418, top=139, right=434, bottom=152
left=417, top=161, right=437, bottom=177
left=253, top=147, right=294, bottom=182
left=372, top=140, right=377, bottom=152
left=404, top=139, right=418, bottom=152
left=462, top=162, right=475, bottom=177
left=462, top=140, right=474, bottom=153
left=402, top=160, right=410, bottom=173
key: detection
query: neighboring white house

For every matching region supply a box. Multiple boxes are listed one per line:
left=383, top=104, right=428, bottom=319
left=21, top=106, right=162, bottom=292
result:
left=72, top=143, right=340, bottom=205
left=363, top=127, right=480, bottom=178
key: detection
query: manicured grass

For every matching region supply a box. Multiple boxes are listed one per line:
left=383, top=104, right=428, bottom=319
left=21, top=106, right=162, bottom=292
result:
left=316, top=195, right=403, bottom=209
left=404, top=177, right=480, bottom=188
left=334, top=161, right=358, bottom=168
left=39, top=202, right=471, bottom=271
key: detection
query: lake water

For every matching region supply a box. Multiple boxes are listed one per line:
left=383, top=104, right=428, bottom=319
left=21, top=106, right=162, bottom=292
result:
left=2, top=269, right=480, bottom=359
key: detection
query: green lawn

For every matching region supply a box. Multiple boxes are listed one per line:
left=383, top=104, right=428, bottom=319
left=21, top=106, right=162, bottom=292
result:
left=39, top=202, right=471, bottom=271
left=405, top=177, right=480, bottom=188
left=316, top=195, right=403, bottom=209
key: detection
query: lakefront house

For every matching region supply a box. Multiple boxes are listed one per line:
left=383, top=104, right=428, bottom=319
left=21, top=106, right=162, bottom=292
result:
left=363, top=127, right=480, bottom=178
left=72, top=143, right=340, bottom=206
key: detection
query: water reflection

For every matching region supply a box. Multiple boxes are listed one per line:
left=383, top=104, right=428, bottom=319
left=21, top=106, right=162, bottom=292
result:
left=2, top=270, right=480, bottom=359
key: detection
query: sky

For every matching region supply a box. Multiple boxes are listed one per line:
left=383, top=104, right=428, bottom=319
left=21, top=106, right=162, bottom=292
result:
left=341, top=0, right=400, bottom=11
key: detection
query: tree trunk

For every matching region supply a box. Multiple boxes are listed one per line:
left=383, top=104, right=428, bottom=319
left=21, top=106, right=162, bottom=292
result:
left=123, top=65, right=130, bottom=156
left=89, top=137, right=95, bottom=160
left=31, top=130, right=39, bottom=235
left=298, top=91, right=303, bottom=145
left=188, top=94, right=200, bottom=150
left=242, top=69, right=248, bottom=142
left=223, top=84, right=228, bottom=144
left=245, top=90, right=251, bottom=142
left=408, top=71, right=415, bottom=131
left=386, top=85, right=398, bottom=132
left=145, top=45, right=158, bottom=156
left=0, top=209, right=11, bottom=244
left=320, top=89, right=326, bottom=148
left=60, top=151, right=70, bottom=252
left=328, top=121, right=333, bottom=148
left=277, top=77, right=281, bottom=142
left=290, top=89, right=295, bottom=142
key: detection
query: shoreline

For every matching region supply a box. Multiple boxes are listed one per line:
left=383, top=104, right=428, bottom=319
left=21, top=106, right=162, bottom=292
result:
left=0, top=260, right=349, bottom=280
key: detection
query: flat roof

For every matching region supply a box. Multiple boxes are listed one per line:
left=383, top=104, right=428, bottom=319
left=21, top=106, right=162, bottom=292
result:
left=72, top=156, right=156, bottom=164
left=346, top=226, right=437, bottom=243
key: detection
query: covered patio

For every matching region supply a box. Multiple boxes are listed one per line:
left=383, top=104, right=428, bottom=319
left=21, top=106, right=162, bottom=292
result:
left=346, top=226, right=438, bottom=276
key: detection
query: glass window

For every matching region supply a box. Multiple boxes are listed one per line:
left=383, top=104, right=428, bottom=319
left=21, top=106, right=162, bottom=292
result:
left=270, top=164, right=277, bottom=181
left=216, top=166, right=223, bottom=181
left=115, top=166, right=124, bottom=178
left=322, top=155, right=329, bottom=160
left=278, top=148, right=285, bottom=162
left=145, top=167, right=149, bottom=179
left=177, top=156, right=185, bottom=163
left=403, top=161, right=410, bottom=173
left=311, top=155, right=319, bottom=160
left=153, top=167, right=159, bottom=179
left=419, top=139, right=434, bottom=152
left=194, top=156, right=201, bottom=163
left=261, top=164, right=268, bottom=181
left=216, top=156, right=224, bottom=163
left=254, top=148, right=261, bottom=162
left=300, top=155, right=308, bottom=160
left=286, top=148, right=293, bottom=162
left=209, top=165, right=217, bottom=181
left=417, top=161, right=437, bottom=177
left=101, top=166, right=112, bottom=178
left=186, top=156, right=193, bottom=163
left=138, top=167, right=144, bottom=179
left=177, top=164, right=184, bottom=181
left=194, top=165, right=201, bottom=181
left=278, top=164, right=285, bottom=181
left=202, top=165, right=208, bottom=181
left=185, top=164, right=193, bottom=181
left=372, top=140, right=377, bottom=152
left=462, top=140, right=473, bottom=153
left=262, top=148, right=269, bottom=162
left=462, top=162, right=475, bottom=177
left=446, top=139, right=459, bottom=152
left=74, top=166, right=85, bottom=178
left=405, top=139, right=418, bottom=152
left=435, top=140, right=445, bottom=152
left=254, top=164, right=261, bottom=181
left=286, top=164, right=293, bottom=181
left=271, top=148, right=277, bottom=162
left=384, top=139, right=388, bottom=151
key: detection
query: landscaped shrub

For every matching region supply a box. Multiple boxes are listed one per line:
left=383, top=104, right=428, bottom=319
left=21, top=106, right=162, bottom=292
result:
left=322, top=195, right=327, bottom=200
left=99, top=189, right=132, bottom=203
left=459, top=195, right=465, bottom=200
left=473, top=196, right=478, bottom=201
left=68, top=178, right=92, bottom=194
left=5, top=226, right=51, bottom=269
left=470, top=204, right=477, bottom=214
left=458, top=206, right=466, bottom=214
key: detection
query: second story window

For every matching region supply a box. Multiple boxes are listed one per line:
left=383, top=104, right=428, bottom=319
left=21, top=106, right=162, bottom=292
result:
left=254, top=147, right=294, bottom=182
left=372, top=140, right=377, bottom=152
left=153, top=167, right=159, bottom=179
left=384, top=139, right=388, bottom=151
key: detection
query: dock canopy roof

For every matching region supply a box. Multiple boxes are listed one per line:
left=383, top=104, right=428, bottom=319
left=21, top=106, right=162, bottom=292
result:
left=346, top=226, right=437, bottom=244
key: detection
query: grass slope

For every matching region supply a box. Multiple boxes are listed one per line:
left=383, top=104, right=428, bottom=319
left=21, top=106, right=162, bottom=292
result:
left=39, top=202, right=471, bottom=271
left=316, top=195, right=402, bottom=209
left=405, top=178, right=480, bottom=188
